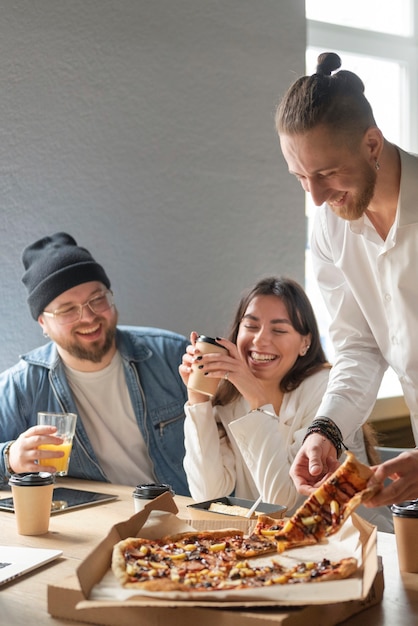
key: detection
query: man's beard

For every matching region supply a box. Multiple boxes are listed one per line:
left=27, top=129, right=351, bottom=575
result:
left=333, top=165, right=377, bottom=221
left=57, top=323, right=117, bottom=363
left=66, top=326, right=116, bottom=363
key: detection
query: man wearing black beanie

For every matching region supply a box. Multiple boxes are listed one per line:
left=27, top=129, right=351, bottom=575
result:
left=0, top=233, right=190, bottom=495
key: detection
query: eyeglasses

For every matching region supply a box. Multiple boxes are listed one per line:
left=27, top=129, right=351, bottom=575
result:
left=43, top=290, right=115, bottom=325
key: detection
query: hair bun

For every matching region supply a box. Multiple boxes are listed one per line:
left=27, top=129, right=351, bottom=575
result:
left=316, top=52, right=341, bottom=76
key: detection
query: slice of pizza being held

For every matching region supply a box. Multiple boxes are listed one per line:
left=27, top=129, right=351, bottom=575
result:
left=271, top=451, right=381, bottom=553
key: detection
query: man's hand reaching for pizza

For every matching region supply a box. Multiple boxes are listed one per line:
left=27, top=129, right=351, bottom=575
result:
left=364, top=448, right=418, bottom=507
left=289, top=433, right=341, bottom=495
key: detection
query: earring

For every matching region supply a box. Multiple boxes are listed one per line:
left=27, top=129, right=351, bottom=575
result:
left=43, top=331, right=49, bottom=338
left=301, top=345, right=310, bottom=356
left=375, top=160, right=380, bottom=171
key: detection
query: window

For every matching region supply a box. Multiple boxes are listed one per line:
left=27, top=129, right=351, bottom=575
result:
left=305, top=1, right=418, bottom=399
left=306, top=0, right=414, bottom=36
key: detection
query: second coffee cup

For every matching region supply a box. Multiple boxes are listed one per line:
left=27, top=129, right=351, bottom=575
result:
left=391, top=500, right=418, bottom=573
left=132, top=483, right=175, bottom=513
left=187, top=335, right=228, bottom=397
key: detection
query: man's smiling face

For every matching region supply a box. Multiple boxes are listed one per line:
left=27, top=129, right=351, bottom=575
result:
left=280, top=124, right=377, bottom=221
left=39, top=281, right=117, bottom=367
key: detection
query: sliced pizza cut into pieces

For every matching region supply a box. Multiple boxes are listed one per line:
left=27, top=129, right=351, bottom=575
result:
left=253, top=514, right=317, bottom=551
left=111, top=533, right=359, bottom=591
left=235, top=531, right=279, bottom=558
left=282, top=556, right=358, bottom=583
left=273, top=451, right=381, bottom=553
left=253, top=514, right=286, bottom=537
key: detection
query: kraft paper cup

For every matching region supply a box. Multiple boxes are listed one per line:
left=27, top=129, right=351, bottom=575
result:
left=37, top=412, right=77, bottom=476
left=391, top=500, right=418, bottom=573
left=132, top=483, right=175, bottom=513
left=9, top=472, right=55, bottom=535
left=187, top=335, right=228, bottom=397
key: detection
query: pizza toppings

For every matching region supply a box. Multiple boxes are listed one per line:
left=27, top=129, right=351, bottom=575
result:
left=272, top=451, right=380, bottom=552
left=111, top=453, right=376, bottom=593
left=111, top=529, right=358, bottom=592
left=253, top=514, right=318, bottom=551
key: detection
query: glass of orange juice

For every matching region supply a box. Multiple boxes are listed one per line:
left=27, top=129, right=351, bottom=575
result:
left=37, top=412, right=77, bottom=476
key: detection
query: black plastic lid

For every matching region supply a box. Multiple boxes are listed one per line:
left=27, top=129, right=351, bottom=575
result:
left=196, top=335, right=228, bottom=352
left=197, top=335, right=222, bottom=347
left=9, top=472, right=55, bottom=487
left=391, top=500, right=418, bottom=518
left=132, top=483, right=174, bottom=499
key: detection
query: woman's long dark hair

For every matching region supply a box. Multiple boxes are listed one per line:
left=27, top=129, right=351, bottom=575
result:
left=213, top=276, right=330, bottom=407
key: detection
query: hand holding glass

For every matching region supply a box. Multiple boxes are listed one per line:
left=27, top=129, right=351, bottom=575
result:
left=37, top=412, right=77, bottom=476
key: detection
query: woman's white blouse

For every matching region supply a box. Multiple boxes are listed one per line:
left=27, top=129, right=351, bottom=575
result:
left=183, top=369, right=330, bottom=514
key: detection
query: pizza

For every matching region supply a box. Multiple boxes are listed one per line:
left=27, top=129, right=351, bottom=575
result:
left=271, top=451, right=380, bottom=553
left=111, top=452, right=375, bottom=592
left=111, top=527, right=358, bottom=592
left=253, top=514, right=317, bottom=550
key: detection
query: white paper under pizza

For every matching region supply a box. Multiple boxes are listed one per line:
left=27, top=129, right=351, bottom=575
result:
left=90, top=511, right=366, bottom=604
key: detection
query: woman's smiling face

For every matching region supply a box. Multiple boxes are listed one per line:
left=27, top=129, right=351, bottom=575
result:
left=237, top=294, right=310, bottom=383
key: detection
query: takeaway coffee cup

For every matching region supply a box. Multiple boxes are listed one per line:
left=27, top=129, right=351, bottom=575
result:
left=391, top=500, right=418, bottom=572
left=187, top=335, right=229, bottom=397
left=132, top=483, right=175, bottom=513
left=9, top=472, right=55, bottom=535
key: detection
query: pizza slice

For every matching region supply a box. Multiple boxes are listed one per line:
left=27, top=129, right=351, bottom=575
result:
left=279, top=556, right=358, bottom=584
left=273, top=451, right=380, bottom=553
left=111, top=528, right=278, bottom=591
left=161, top=527, right=278, bottom=559
left=253, top=514, right=317, bottom=550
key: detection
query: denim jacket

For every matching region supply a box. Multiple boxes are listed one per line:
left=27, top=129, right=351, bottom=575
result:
left=0, top=326, right=190, bottom=495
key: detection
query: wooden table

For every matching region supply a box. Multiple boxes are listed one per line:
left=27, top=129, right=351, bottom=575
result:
left=1, top=478, right=418, bottom=625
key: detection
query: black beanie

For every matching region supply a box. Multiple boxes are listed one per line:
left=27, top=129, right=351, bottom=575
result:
left=22, top=232, right=111, bottom=319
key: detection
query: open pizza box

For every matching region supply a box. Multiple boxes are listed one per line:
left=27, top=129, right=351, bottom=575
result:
left=47, top=491, right=384, bottom=626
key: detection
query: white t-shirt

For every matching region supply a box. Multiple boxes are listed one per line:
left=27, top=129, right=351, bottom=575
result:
left=64, top=352, right=154, bottom=485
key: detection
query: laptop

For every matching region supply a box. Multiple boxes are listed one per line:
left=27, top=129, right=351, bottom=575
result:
left=0, top=546, right=62, bottom=586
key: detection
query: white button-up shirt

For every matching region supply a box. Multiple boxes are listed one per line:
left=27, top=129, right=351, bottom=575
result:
left=311, top=147, right=418, bottom=443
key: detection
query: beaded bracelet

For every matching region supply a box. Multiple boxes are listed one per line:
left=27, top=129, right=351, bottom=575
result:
left=302, top=417, right=348, bottom=458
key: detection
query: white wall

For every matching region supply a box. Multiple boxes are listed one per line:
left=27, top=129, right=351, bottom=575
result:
left=0, top=0, right=306, bottom=370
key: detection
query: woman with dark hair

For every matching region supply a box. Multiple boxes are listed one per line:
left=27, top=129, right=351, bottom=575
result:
left=179, top=277, right=392, bottom=530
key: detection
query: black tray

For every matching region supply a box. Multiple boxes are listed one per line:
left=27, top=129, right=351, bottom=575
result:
left=187, top=496, right=286, bottom=518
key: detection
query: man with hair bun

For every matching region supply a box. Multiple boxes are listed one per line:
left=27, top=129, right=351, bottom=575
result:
left=276, top=52, right=418, bottom=508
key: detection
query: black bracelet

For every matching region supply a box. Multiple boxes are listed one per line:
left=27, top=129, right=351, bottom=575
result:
left=302, top=418, right=348, bottom=459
